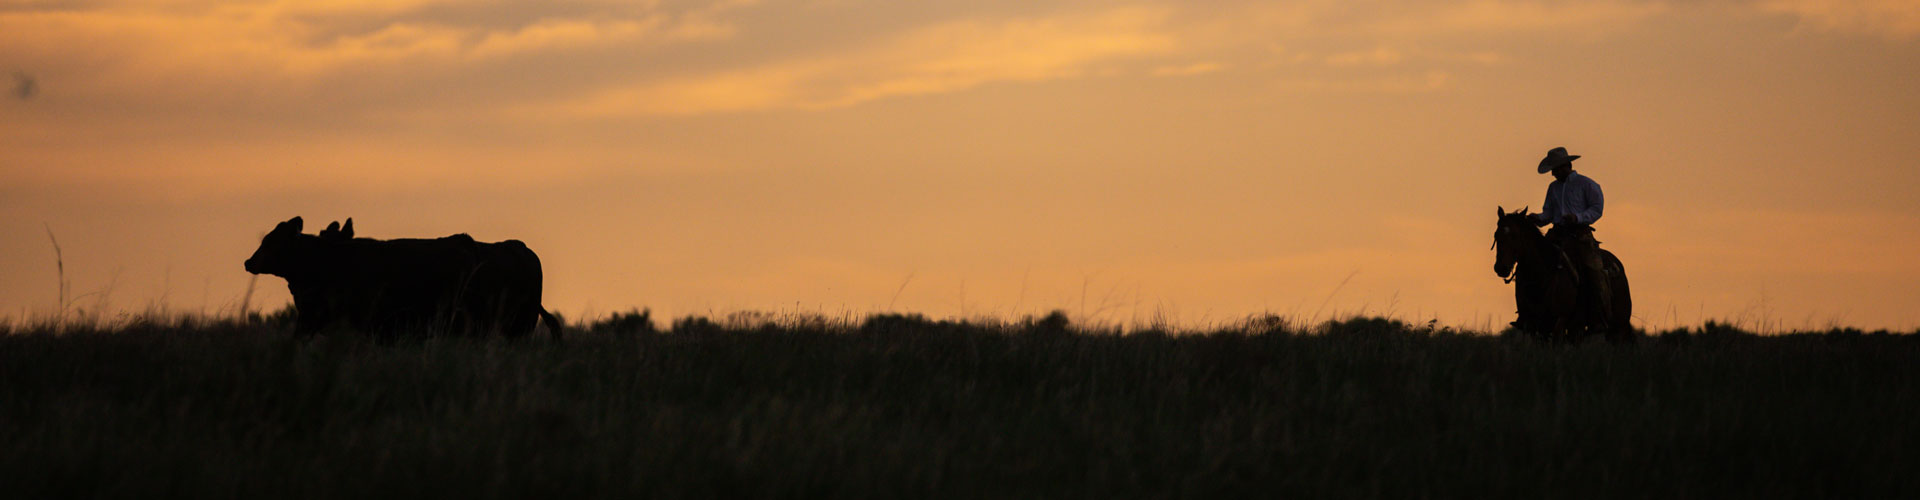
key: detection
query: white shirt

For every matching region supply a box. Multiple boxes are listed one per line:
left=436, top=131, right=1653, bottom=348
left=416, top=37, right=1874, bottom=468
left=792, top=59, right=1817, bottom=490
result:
left=1532, top=170, right=1604, bottom=226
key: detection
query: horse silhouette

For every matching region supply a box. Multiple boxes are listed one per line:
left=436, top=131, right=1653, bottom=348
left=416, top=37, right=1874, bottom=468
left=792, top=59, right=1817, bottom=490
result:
left=1493, top=206, right=1633, bottom=342
left=245, top=216, right=562, bottom=340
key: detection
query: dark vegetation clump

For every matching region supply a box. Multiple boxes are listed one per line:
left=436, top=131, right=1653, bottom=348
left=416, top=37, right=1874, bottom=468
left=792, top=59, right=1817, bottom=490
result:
left=860, top=313, right=965, bottom=336
left=1024, top=310, right=1074, bottom=337
left=1, top=311, right=1917, bottom=498
left=585, top=309, right=653, bottom=337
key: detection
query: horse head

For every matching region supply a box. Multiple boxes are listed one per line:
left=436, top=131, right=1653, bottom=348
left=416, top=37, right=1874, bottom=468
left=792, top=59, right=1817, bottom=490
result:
left=1492, top=206, right=1537, bottom=279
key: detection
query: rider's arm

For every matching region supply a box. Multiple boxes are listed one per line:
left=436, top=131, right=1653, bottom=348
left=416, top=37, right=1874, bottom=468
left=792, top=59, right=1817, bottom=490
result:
left=1573, top=177, right=1604, bottom=225
left=1532, top=184, right=1559, bottom=226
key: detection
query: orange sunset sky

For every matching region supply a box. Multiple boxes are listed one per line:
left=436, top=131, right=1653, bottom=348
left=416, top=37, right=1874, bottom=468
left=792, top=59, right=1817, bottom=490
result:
left=3, top=0, right=1918, bottom=330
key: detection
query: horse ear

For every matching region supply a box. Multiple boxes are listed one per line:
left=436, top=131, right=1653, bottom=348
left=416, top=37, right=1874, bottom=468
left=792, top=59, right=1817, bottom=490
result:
left=1520, top=206, right=1530, bottom=215
left=286, top=216, right=303, bottom=233
left=342, top=218, right=353, bottom=238
left=1497, top=206, right=1506, bottom=216
left=325, top=221, right=340, bottom=233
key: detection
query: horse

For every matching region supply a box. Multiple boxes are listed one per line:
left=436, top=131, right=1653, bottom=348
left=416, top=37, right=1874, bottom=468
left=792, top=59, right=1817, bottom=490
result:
left=1492, top=206, right=1634, bottom=342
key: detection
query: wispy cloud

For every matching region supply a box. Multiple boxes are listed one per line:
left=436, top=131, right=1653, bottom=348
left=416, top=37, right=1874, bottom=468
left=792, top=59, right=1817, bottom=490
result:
left=0, top=0, right=1900, bottom=123
left=0, top=0, right=742, bottom=86
left=1216, top=0, right=1672, bottom=38
left=1761, top=0, right=1920, bottom=40
left=1325, top=47, right=1404, bottom=67
left=1151, top=61, right=1225, bottom=77
left=541, top=6, right=1177, bottom=116
left=1274, top=70, right=1453, bottom=93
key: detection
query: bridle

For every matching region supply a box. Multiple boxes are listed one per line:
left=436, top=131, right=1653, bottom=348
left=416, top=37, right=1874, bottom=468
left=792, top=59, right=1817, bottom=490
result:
left=1495, top=220, right=1579, bottom=287
left=1493, top=225, right=1517, bottom=284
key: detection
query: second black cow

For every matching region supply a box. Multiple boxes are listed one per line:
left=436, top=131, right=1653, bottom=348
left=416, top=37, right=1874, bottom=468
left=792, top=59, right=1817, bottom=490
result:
left=245, top=216, right=562, bottom=339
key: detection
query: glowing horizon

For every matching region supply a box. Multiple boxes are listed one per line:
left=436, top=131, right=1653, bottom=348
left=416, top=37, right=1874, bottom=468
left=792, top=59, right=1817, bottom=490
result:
left=4, top=0, right=1918, bottom=330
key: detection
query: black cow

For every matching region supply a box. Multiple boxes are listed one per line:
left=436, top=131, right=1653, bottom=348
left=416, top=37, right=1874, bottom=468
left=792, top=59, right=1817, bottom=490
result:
left=244, top=216, right=562, bottom=339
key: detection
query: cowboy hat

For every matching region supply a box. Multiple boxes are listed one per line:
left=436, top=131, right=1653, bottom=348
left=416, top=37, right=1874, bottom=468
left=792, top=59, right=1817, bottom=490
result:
left=1537, top=147, right=1580, bottom=173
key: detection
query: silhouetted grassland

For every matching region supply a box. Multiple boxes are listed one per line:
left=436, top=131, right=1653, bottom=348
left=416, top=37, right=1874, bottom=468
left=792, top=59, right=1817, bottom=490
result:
left=2, top=312, right=1916, bottom=498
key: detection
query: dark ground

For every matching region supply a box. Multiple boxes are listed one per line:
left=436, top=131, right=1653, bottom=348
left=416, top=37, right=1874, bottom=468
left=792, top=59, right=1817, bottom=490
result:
left=2, top=312, right=1916, bottom=499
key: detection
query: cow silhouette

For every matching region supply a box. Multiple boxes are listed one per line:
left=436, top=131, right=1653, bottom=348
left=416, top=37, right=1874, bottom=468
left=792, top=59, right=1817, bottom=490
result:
left=244, top=216, right=562, bottom=339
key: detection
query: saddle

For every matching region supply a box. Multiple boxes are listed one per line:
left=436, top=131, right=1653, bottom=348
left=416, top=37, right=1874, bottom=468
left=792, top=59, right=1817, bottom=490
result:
left=1544, top=223, right=1615, bottom=286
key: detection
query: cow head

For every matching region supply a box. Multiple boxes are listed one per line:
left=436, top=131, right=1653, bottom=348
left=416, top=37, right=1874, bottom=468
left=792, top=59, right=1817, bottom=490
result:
left=245, top=216, right=321, bottom=277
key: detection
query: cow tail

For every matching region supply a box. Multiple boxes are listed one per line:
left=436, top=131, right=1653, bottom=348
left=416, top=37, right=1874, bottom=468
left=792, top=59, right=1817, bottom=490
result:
left=538, top=307, right=563, bottom=341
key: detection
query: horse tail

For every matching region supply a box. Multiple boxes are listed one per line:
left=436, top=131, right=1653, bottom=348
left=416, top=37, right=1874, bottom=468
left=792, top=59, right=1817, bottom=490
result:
left=1600, top=249, right=1634, bottom=341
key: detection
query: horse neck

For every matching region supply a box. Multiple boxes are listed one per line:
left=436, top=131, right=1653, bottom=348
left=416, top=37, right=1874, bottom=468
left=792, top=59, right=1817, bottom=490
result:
left=1510, top=228, right=1556, bottom=270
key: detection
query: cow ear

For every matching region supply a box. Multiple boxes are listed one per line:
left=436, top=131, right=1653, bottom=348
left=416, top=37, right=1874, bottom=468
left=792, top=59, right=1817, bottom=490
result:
left=342, top=218, right=353, bottom=238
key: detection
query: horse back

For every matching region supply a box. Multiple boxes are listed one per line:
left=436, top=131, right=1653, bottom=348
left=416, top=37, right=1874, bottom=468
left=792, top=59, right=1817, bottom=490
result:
left=1598, top=248, right=1625, bottom=275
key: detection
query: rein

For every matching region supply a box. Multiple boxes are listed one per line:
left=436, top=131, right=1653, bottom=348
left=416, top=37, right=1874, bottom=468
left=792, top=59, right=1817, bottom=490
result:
left=1495, top=221, right=1574, bottom=286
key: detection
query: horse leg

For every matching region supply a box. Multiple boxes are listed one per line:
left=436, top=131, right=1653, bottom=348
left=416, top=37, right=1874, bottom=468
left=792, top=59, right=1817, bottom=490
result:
left=1522, top=313, right=1554, bottom=342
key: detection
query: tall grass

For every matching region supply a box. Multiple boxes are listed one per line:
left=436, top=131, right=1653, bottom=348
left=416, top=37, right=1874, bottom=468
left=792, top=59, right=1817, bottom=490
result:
left=1, top=312, right=1915, bottom=498
left=42, top=224, right=68, bottom=316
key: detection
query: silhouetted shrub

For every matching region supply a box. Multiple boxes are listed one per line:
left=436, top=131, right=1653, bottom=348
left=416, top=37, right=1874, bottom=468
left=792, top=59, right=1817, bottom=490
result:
left=861, top=313, right=940, bottom=335
left=1321, top=316, right=1415, bottom=338
left=1655, top=327, right=1693, bottom=346
left=590, top=308, right=654, bottom=337
left=248, top=305, right=299, bottom=329
left=670, top=315, right=722, bottom=335
left=1697, top=320, right=1753, bottom=338
left=1240, top=313, right=1296, bottom=336
left=1023, top=310, right=1072, bottom=336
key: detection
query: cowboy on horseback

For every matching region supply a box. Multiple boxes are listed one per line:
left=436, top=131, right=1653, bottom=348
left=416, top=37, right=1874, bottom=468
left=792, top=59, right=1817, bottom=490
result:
left=1530, top=146, right=1612, bottom=333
